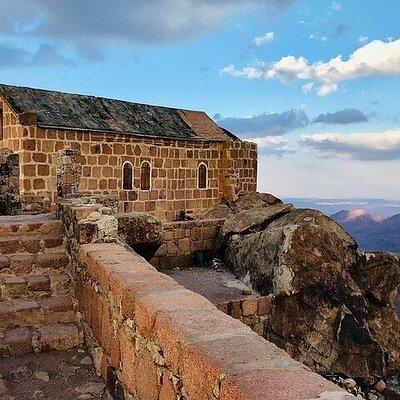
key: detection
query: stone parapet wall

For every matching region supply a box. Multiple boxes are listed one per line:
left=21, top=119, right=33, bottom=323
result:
left=150, top=218, right=224, bottom=270
left=78, top=243, right=350, bottom=400
left=57, top=196, right=119, bottom=269
left=57, top=195, right=353, bottom=400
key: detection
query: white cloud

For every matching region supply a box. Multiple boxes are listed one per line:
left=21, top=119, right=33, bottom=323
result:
left=249, top=136, right=297, bottom=157
left=302, top=82, right=314, bottom=93
left=301, top=130, right=400, bottom=160
left=221, top=38, right=400, bottom=96
left=317, top=83, right=338, bottom=96
left=358, top=36, right=369, bottom=44
left=254, top=32, right=275, bottom=46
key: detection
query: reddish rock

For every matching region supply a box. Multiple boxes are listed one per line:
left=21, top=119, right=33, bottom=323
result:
left=222, top=201, right=400, bottom=387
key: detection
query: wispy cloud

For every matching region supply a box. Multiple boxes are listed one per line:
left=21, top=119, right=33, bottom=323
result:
left=221, top=38, right=400, bottom=96
left=301, top=130, right=400, bottom=160
left=312, top=108, right=368, bottom=124
left=254, top=32, right=275, bottom=46
left=215, top=110, right=309, bottom=137
left=250, top=136, right=297, bottom=157
left=0, top=42, right=73, bottom=68
left=215, top=107, right=370, bottom=137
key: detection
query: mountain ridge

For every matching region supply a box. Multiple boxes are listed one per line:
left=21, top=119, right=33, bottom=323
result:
left=331, top=209, right=400, bottom=253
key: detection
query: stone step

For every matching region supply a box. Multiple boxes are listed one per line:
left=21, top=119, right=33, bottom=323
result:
left=0, top=273, right=72, bottom=300
left=0, top=249, right=69, bottom=275
left=0, top=214, right=63, bottom=238
left=0, top=323, right=83, bottom=356
left=0, top=234, right=64, bottom=255
left=0, top=297, right=77, bottom=331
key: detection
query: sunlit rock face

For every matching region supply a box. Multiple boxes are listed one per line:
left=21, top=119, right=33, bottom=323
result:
left=215, top=192, right=400, bottom=395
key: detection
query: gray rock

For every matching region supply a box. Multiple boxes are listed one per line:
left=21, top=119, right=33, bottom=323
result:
left=219, top=203, right=293, bottom=244
left=80, top=355, right=93, bottom=365
left=75, top=382, right=106, bottom=396
left=34, top=371, right=50, bottom=382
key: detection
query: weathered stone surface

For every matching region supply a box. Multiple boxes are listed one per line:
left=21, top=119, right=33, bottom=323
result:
left=204, top=203, right=232, bottom=219
left=118, top=212, right=162, bottom=246
left=205, top=192, right=283, bottom=220
left=232, top=192, right=283, bottom=212
left=219, top=203, right=293, bottom=244
left=118, top=212, right=163, bottom=260
left=354, top=252, right=400, bottom=308
left=226, top=209, right=358, bottom=297
left=222, top=200, right=400, bottom=390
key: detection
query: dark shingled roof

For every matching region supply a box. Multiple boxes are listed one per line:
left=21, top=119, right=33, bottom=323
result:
left=0, top=84, right=238, bottom=141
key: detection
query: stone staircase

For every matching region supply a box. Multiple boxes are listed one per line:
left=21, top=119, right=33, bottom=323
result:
left=0, top=214, right=83, bottom=357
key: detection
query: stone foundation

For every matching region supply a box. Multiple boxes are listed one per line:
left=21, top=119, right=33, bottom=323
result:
left=150, top=218, right=224, bottom=270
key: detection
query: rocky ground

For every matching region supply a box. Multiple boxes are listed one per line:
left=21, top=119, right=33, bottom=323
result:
left=207, top=192, right=400, bottom=399
left=0, top=347, right=111, bottom=400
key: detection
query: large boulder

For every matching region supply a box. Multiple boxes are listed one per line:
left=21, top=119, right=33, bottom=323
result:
left=232, top=192, right=282, bottom=211
left=219, top=203, right=294, bottom=245
left=219, top=198, right=400, bottom=392
left=226, top=209, right=359, bottom=298
left=204, top=192, right=282, bottom=219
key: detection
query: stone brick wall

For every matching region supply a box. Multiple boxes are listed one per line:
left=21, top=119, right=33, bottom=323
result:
left=24, top=126, right=256, bottom=219
left=57, top=196, right=353, bottom=400
left=150, top=218, right=224, bottom=270
left=216, top=295, right=272, bottom=337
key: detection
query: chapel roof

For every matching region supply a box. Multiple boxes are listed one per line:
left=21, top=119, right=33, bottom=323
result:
left=0, top=84, right=238, bottom=141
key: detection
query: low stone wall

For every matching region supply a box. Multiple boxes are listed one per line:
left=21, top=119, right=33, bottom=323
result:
left=150, top=218, right=224, bottom=270
left=58, top=196, right=353, bottom=400
left=217, top=295, right=272, bottom=337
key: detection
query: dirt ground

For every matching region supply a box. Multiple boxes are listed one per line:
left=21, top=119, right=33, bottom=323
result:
left=0, top=347, right=111, bottom=400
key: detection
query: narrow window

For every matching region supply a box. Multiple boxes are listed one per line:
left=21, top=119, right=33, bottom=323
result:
left=0, top=108, right=3, bottom=141
left=141, top=161, right=151, bottom=190
left=198, top=163, right=208, bottom=189
left=122, top=162, right=133, bottom=190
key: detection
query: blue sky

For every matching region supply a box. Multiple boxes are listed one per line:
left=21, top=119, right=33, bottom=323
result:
left=1, top=0, right=399, bottom=199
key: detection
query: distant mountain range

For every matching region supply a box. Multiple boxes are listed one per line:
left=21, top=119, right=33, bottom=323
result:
left=330, top=209, right=400, bottom=253
left=283, top=197, right=400, bottom=253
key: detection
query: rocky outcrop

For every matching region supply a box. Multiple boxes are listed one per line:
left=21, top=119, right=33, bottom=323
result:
left=219, top=203, right=293, bottom=246
left=214, top=193, right=400, bottom=397
left=204, top=192, right=282, bottom=219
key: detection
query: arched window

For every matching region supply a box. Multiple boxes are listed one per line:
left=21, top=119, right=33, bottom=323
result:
left=122, top=162, right=133, bottom=190
left=198, top=163, right=208, bottom=189
left=140, top=161, right=151, bottom=190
